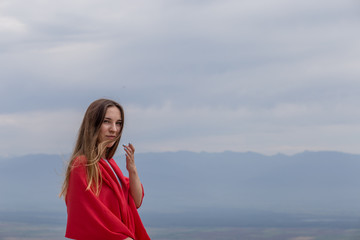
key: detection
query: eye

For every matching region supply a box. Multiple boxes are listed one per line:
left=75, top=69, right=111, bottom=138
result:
left=116, top=121, right=123, bottom=126
left=103, top=119, right=110, bottom=123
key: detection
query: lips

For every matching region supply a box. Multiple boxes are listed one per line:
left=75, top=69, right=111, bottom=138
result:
left=106, top=136, right=116, bottom=139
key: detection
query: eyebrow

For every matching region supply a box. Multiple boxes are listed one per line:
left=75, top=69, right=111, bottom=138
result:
left=104, top=117, right=122, bottom=121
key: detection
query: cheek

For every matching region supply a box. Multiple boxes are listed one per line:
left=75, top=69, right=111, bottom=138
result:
left=99, top=125, right=107, bottom=139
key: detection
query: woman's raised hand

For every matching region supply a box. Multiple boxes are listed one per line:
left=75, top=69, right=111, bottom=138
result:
left=123, top=143, right=136, bottom=173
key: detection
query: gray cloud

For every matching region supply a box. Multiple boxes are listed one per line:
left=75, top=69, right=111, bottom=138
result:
left=0, top=0, right=359, bottom=155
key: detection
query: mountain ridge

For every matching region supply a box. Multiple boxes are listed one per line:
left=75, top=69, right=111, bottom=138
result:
left=0, top=150, right=359, bottom=218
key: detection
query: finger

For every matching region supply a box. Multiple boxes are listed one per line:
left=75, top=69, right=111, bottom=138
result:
left=123, top=148, right=133, bottom=158
left=122, top=145, right=133, bottom=154
left=128, top=143, right=135, bottom=153
left=125, top=152, right=133, bottom=161
left=124, top=147, right=131, bottom=155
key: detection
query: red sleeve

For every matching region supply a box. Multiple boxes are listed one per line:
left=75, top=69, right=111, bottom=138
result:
left=65, top=159, right=135, bottom=240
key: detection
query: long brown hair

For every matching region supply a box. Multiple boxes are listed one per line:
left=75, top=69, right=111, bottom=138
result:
left=60, top=99, right=125, bottom=198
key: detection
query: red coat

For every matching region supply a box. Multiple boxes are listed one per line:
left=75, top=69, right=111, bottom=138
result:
left=65, top=156, right=151, bottom=240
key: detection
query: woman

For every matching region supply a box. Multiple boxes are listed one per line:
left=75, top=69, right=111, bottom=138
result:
left=60, top=99, right=150, bottom=240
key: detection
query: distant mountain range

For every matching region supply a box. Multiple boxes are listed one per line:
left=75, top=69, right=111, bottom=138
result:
left=1, top=150, right=360, bottom=227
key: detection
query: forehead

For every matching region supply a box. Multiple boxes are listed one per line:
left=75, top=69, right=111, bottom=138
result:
left=105, top=106, right=122, bottom=120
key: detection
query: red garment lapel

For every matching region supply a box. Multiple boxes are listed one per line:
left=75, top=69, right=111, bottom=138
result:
left=99, top=160, right=122, bottom=194
left=107, top=158, right=129, bottom=201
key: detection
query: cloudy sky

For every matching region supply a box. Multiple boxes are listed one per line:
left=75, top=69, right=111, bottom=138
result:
left=0, top=0, right=359, bottom=157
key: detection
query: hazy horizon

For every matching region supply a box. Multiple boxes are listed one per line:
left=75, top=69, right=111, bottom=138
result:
left=2, top=148, right=360, bottom=160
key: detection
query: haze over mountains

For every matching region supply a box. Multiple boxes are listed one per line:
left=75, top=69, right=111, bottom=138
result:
left=0, top=151, right=359, bottom=227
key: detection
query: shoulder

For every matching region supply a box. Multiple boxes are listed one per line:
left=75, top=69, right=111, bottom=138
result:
left=72, top=155, right=87, bottom=167
left=69, top=155, right=88, bottom=175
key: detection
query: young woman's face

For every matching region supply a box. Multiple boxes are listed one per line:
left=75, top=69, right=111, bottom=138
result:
left=98, top=106, right=122, bottom=148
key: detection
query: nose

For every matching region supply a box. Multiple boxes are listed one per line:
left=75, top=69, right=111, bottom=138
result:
left=109, top=122, right=117, bottom=132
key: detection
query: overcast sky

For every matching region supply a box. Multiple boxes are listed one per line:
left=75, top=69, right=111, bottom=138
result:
left=0, top=0, right=360, bottom=157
